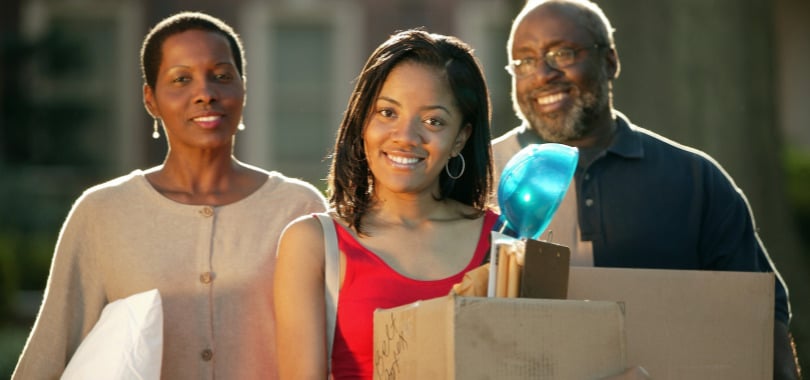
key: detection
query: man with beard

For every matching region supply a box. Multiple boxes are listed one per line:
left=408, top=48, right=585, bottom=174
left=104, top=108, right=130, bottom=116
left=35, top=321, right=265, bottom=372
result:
left=491, top=0, right=800, bottom=378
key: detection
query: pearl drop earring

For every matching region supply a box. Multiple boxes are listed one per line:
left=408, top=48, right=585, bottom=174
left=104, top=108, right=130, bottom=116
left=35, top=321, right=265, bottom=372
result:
left=152, top=119, right=160, bottom=139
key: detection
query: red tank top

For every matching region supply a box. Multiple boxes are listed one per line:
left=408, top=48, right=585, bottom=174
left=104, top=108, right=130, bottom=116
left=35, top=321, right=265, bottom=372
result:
left=329, top=210, right=498, bottom=379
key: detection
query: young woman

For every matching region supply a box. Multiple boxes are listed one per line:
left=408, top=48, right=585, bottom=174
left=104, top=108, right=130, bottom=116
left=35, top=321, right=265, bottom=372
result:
left=13, top=12, right=326, bottom=379
left=274, top=29, right=496, bottom=379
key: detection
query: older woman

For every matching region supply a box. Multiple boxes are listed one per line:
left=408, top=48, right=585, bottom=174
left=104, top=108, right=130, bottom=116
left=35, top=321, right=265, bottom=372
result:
left=13, top=11, right=326, bottom=379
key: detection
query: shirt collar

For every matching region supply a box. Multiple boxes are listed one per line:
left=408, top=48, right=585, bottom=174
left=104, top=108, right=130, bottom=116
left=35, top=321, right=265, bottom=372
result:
left=607, top=110, right=644, bottom=159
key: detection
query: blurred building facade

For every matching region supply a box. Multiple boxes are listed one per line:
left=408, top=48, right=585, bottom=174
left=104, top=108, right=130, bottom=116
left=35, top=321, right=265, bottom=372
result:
left=1, top=0, right=523, bottom=190
left=2, top=0, right=808, bottom=185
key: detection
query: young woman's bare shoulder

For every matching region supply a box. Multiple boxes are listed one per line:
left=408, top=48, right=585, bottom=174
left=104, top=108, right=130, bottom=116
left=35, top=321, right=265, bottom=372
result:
left=277, top=214, right=328, bottom=261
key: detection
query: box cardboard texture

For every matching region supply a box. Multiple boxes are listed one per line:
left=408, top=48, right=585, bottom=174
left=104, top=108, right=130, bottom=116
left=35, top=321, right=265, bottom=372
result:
left=373, top=237, right=774, bottom=379
left=518, top=238, right=775, bottom=379
left=567, top=266, right=775, bottom=380
left=373, top=295, right=626, bottom=380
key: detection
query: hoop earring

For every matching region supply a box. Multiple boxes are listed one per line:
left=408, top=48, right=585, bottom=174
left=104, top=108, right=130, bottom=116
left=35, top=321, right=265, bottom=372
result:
left=445, top=153, right=465, bottom=180
left=152, top=118, right=161, bottom=139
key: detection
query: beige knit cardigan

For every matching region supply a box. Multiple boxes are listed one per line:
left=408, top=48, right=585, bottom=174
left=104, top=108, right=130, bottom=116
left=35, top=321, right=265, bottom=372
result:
left=13, top=169, right=327, bottom=380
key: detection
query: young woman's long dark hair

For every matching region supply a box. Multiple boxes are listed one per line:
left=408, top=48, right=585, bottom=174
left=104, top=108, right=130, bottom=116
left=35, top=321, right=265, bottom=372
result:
left=328, top=29, right=493, bottom=234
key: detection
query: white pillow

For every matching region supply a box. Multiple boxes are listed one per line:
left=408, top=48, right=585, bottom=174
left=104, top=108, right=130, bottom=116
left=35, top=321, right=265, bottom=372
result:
left=62, top=289, right=163, bottom=380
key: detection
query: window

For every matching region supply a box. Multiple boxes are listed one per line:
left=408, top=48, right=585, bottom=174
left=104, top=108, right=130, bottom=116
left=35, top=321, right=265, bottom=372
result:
left=15, top=1, right=142, bottom=172
left=240, top=1, right=363, bottom=189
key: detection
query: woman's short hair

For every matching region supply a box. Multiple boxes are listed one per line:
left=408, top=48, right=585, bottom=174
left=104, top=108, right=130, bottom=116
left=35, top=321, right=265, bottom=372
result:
left=140, top=11, right=246, bottom=89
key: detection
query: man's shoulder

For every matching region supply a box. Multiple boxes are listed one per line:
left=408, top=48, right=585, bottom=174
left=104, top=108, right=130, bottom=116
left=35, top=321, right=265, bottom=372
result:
left=639, top=127, right=718, bottom=163
left=492, top=126, right=523, bottom=146
left=491, top=126, right=526, bottom=171
left=617, top=113, right=706, bottom=157
left=617, top=112, right=729, bottom=175
left=492, top=125, right=529, bottom=156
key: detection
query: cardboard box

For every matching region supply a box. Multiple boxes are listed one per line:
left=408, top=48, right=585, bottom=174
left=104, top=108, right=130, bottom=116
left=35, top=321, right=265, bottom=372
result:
left=373, top=295, right=626, bottom=380
left=567, top=266, right=774, bottom=380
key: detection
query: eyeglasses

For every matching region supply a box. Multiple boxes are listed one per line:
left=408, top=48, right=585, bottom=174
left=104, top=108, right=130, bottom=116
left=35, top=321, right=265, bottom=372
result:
left=505, top=44, right=606, bottom=77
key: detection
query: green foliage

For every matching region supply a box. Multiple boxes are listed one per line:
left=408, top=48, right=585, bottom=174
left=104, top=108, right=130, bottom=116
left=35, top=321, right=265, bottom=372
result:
left=0, top=325, right=29, bottom=379
left=17, top=232, right=56, bottom=291
left=0, top=230, right=54, bottom=321
left=784, top=148, right=810, bottom=245
left=0, top=233, right=20, bottom=319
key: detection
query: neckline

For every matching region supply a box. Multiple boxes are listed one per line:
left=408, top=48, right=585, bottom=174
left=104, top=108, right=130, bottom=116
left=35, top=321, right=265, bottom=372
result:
left=334, top=210, right=496, bottom=283
left=131, top=168, right=272, bottom=210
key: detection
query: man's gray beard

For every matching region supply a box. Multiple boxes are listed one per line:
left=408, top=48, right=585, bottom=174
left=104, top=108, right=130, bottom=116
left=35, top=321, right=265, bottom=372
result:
left=518, top=80, right=610, bottom=143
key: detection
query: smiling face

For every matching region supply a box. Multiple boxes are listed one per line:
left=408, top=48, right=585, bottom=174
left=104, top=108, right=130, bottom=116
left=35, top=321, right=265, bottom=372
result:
left=510, top=4, right=615, bottom=143
left=363, top=61, right=470, bottom=199
left=143, top=29, right=245, bottom=151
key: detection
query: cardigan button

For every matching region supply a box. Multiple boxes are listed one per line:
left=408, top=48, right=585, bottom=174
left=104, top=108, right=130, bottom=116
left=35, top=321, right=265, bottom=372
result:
left=200, top=272, right=214, bottom=284
left=201, top=348, right=213, bottom=361
left=585, top=198, right=594, bottom=207
left=199, top=207, right=214, bottom=217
